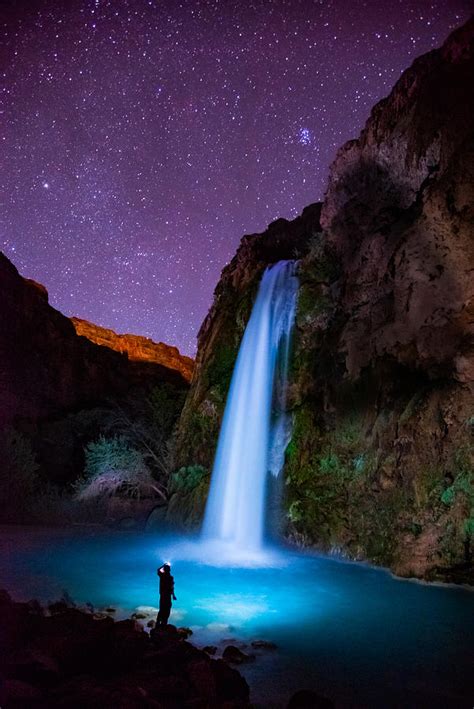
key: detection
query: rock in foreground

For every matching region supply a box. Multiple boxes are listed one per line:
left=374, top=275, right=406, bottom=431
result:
left=0, top=590, right=249, bottom=708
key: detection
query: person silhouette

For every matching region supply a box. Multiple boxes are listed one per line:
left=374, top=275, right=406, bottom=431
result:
left=157, top=562, right=176, bottom=627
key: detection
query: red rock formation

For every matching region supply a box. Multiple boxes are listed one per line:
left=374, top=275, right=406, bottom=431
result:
left=71, top=317, right=194, bottom=383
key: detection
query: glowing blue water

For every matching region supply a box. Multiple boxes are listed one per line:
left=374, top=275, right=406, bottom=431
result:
left=1, top=528, right=473, bottom=707
left=202, top=260, right=298, bottom=551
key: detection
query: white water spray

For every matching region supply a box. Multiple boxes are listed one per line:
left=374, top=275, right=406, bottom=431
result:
left=202, top=260, right=299, bottom=552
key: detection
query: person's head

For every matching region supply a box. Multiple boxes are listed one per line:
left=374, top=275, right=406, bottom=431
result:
left=163, top=562, right=171, bottom=575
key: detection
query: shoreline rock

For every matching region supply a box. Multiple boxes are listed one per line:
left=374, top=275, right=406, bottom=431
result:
left=0, top=589, right=250, bottom=708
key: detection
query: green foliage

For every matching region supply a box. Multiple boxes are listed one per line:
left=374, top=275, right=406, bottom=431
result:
left=189, top=410, right=215, bottom=438
left=441, top=486, right=456, bottom=506
left=101, top=382, right=186, bottom=480
left=440, top=448, right=473, bottom=507
left=412, top=464, right=444, bottom=508
left=334, top=415, right=365, bottom=448
left=439, top=445, right=474, bottom=546
left=287, top=500, right=303, bottom=523
left=181, top=409, right=219, bottom=469
left=76, top=435, right=162, bottom=500
left=285, top=405, right=389, bottom=553
left=167, top=464, right=210, bottom=528
left=0, top=427, right=39, bottom=512
left=319, top=452, right=340, bottom=475
left=304, top=234, right=339, bottom=282
left=296, top=285, right=331, bottom=326
left=465, top=415, right=474, bottom=429
left=464, top=517, right=474, bottom=537
left=169, top=465, right=208, bottom=495
left=205, top=342, right=238, bottom=392
left=84, top=435, right=146, bottom=479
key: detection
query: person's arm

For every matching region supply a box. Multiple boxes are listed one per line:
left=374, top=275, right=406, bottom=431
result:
left=172, top=579, right=177, bottom=600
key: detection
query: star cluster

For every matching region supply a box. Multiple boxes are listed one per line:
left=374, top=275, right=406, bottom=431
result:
left=1, top=0, right=471, bottom=354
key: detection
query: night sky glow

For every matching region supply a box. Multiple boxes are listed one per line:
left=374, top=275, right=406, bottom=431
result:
left=2, top=0, right=471, bottom=355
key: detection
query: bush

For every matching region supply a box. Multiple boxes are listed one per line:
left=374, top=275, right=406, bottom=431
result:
left=76, top=435, right=165, bottom=501
left=0, top=427, right=39, bottom=513
left=102, top=383, right=186, bottom=480
left=167, top=465, right=210, bottom=528
left=440, top=447, right=474, bottom=543
left=169, top=465, right=208, bottom=495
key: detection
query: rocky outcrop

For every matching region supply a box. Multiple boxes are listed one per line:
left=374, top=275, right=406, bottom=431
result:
left=320, top=17, right=474, bottom=383
left=0, top=590, right=250, bottom=707
left=71, top=317, right=194, bottom=383
left=175, top=20, right=474, bottom=581
left=0, top=253, right=190, bottom=486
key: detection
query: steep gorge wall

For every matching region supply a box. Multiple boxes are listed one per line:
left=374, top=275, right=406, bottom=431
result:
left=0, top=253, right=190, bottom=486
left=175, top=20, right=474, bottom=581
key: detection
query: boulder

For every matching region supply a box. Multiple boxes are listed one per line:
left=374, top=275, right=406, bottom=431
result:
left=1, top=591, right=251, bottom=707
left=222, top=645, right=256, bottom=664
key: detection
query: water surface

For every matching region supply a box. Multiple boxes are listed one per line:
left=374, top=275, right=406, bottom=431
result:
left=1, top=526, right=473, bottom=708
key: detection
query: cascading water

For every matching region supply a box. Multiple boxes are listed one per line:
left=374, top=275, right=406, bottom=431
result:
left=202, top=260, right=299, bottom=552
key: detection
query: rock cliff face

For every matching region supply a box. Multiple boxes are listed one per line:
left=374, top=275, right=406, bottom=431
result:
left=175, top=20, right=474, bottom=582
left=0, top=253, right=190, bottom=485
left=320, top=17, right=474, bottom=383
left=71, top=318, right=194, bottom=383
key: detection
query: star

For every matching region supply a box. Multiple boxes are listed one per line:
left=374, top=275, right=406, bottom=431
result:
left=298, top=128, right=312, bottom=146
left=2, top=1, right=469, bottom=356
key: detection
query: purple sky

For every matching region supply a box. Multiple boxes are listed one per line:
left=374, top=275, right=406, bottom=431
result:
left=1, top=0, right=471, bottom=355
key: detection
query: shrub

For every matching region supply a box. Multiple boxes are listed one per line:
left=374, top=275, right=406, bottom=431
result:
left=103, top=383, right=186, bottom=479
left=76, top=435, right=165, bottom=501
left=0, top=427, right=39, bottom=513
left=167, top=465, right=210, bottom=528
left=169, top=465, right=208, bottom=495
left=440, top=446, right=474, bottom=543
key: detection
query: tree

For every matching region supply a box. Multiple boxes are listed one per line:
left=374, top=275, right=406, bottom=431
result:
left=0, top=427, right=39, bottom=514
left=102, top=383, right=186, bottom=481
left=76, top=435, right=166, bottom=501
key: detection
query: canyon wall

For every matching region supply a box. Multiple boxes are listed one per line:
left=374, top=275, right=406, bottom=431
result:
left=0, top=253, right=190, bottom=487
left=175, top=20, right=474, bottom=581
left=71, top=317, right=194, bottom=383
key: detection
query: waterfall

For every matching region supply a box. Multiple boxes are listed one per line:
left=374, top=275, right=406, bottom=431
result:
left=202, top=260, right=299, bottom=551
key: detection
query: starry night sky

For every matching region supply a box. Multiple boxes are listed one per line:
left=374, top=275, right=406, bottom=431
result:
left=2, top=0, right=472, bottom=355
